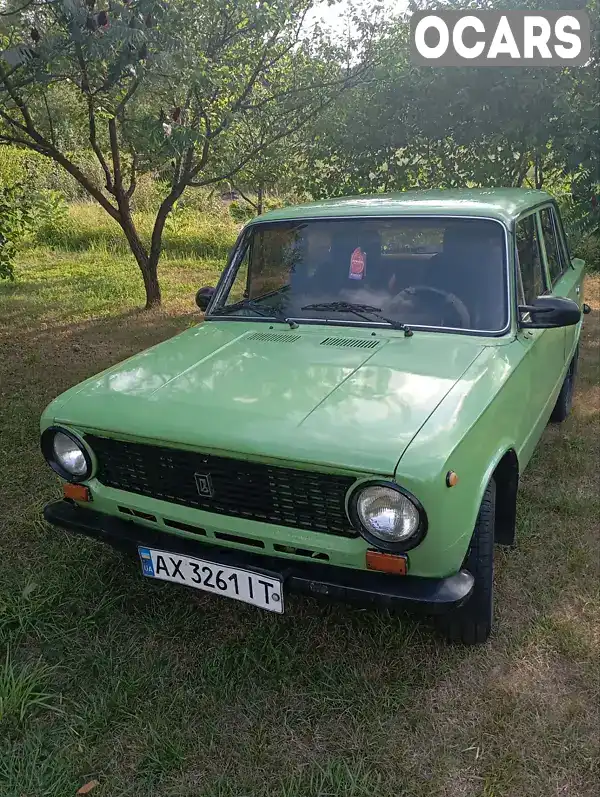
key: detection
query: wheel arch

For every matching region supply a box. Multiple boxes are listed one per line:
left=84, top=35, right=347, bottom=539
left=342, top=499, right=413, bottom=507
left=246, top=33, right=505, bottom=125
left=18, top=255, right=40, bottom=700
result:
left=490, top=448, right=519, bottom=546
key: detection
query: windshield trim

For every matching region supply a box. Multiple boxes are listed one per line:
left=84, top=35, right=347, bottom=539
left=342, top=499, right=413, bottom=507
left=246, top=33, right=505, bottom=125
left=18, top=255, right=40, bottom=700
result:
left=205, top=214, right=512, bottom=337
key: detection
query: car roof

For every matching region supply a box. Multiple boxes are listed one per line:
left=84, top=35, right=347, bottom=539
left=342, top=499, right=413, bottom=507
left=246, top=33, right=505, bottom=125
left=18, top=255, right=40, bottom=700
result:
left=253, top=188, right=554, bottom=227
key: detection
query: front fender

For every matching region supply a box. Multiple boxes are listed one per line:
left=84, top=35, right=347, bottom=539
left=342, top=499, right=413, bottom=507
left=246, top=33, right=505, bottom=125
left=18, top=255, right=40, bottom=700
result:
left=394, top=344, right=523, bottom=578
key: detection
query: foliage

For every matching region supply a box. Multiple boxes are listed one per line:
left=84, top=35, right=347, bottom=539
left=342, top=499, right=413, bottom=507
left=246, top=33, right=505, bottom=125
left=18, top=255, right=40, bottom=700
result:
left=0, top=161, right=68, bottom=278
left=300, top=0, right=599, bottom=220
left=228, top=199, right=256, bottom=223
left=0, top=0, right=376, bottom=307
left=0, top=182, right=35, bottom=278
left=558, top=191, right=600, bottom=270
left=33, top=188, right=69, bottom=236
left=1, top=1, right=597, bottom=289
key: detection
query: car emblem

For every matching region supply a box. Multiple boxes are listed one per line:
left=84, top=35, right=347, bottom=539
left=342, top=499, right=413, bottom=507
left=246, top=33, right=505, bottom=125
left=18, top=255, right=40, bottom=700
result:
left=194, top=473, right=214, bottom=498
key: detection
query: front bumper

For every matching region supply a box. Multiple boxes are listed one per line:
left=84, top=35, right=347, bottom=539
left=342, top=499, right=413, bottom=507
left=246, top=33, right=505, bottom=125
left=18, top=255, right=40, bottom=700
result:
left=43, top=500, right=474, bottom=614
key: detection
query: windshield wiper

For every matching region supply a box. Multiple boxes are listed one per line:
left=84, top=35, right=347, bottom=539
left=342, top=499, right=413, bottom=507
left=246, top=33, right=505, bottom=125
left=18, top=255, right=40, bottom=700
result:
left=302, top=301, right=413, bottom=337
left=222, top=299, right=299, bottom=330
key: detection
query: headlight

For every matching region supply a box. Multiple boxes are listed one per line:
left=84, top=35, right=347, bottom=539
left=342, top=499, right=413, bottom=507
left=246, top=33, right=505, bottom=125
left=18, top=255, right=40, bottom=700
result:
left=41, top=427, right=92, bottom=482
left=350, top=482, right=426, bottom=550
left=53, top=432, right=87, bottom=476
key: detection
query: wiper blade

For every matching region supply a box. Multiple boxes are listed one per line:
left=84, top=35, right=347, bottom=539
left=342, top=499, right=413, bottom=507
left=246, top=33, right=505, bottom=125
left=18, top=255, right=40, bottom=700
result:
left=302, top=301, right=413, bottom=337
left=223, top=299, right=299, bottom=330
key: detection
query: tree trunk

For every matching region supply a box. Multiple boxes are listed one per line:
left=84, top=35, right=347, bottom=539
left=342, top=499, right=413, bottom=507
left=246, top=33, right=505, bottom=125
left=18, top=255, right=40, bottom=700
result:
left=118, top=206, right=162, bottom=309
left=257, top=183, right=264, bottom=215
left=140, top=260, right=162, bottom=309
left=534, top=154, right=544, bottom=190
left=108, top=116, right=163, bottom=309
left=145, top=188, right=185, bottom=308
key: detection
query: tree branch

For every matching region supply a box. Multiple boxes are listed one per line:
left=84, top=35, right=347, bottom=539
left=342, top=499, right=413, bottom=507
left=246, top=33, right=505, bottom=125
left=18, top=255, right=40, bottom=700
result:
left=41, top=90, right=56, bottom=148
left=188, top=98, right=336, bottom=189
left=239, top=71, right=365, bottom=114
left=88, top=100, right=114, bottom=193
left=234, top=186, right=258, bottom=210
left=207, top=14, right=309, bottom=141
left=108, top=117, right=124, bottom=197
left=0, top=62, right=35, bottom=133
left=126, top=152, right=137, bottom=200
left=0, top=0, right=51, bottom=16
left=0, top=116, right=121, bottom=221
left=115, top=77, right=141, bottom=116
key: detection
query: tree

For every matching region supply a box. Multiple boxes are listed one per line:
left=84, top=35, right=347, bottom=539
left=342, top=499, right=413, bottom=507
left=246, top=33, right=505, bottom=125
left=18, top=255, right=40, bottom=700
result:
left=0, top=0, right=375, bottom=307
left=300, top=0, right=599, bottom=203
left=232, top=126, right=301, bottom=215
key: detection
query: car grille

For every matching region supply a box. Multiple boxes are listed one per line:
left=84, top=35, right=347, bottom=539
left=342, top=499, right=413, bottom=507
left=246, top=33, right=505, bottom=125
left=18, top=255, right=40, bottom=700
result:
left=86, top=435, right=358, bottom=538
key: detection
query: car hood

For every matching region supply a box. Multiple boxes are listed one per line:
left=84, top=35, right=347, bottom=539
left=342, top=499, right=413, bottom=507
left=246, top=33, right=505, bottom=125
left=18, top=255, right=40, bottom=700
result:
left=48, top=323, right=487, bottom=475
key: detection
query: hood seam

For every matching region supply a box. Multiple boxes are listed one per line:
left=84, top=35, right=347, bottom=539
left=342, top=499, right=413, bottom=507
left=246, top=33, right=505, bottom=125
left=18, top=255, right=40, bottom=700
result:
left=298, top=344, right=387, bottom=427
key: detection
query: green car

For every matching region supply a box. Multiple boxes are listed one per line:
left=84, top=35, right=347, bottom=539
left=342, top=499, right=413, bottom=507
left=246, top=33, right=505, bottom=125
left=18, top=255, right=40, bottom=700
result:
left=41, top=189, right=590, bottom=644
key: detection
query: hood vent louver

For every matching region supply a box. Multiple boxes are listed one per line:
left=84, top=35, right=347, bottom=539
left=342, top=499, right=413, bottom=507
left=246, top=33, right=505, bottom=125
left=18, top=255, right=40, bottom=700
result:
left=246, top=332, right=301, bottom=343
left=320, top=337, right=380, bottom=349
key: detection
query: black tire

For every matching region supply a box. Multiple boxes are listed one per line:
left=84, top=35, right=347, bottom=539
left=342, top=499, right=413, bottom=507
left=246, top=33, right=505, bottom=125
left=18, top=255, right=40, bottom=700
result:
left=436, top=480, right=495, bottom=645
left=550, top=345, right=579, bottom=423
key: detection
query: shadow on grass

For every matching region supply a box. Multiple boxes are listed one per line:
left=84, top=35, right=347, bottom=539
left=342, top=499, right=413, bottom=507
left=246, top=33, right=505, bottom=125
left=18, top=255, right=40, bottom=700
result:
left=0, top=267, right=204, bottom=334
left=0, top=301, right=197, bottom=490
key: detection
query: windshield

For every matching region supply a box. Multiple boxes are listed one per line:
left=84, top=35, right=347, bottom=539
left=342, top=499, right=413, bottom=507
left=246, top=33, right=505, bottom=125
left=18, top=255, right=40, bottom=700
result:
left=212, top=217, right=508, bottom=333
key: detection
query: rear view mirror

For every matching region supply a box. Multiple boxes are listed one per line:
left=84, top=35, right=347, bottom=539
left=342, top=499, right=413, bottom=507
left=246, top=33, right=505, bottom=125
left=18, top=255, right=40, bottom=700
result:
left=195, top=286, right=216, bottom=312
left=519, top=296, right=581, bottom=329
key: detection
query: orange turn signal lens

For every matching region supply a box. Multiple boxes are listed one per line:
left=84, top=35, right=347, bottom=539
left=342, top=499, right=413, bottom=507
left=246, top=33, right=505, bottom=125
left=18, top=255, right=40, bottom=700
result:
left=63, top=483, right=91, bottom=502
left=446, top=471, right=459, bottom=487
left=366, top=550, right=408, bottom=575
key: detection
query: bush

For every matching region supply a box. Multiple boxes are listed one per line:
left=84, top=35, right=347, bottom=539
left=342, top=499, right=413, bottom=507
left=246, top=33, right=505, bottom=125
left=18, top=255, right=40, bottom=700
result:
left=31, top=190, right=70, bottom=243
left=557, top=191, right=600, bottom=271
left=0, top=147, right=58, bottom=192
left=0, top=185, right=35, bottom=279
left=574, top=232, right=600, bottom=271
left=130, top=174, right=171, bottom=212
left=0, top=145, right=110, bottom=201
left=0, top=154, right=69, bottom=277
left=228, top=199, right=256, bottom=222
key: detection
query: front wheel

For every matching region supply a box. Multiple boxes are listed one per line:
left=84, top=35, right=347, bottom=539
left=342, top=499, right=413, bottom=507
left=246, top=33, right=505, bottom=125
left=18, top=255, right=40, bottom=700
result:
left=436, top=480, right=496, bottom=645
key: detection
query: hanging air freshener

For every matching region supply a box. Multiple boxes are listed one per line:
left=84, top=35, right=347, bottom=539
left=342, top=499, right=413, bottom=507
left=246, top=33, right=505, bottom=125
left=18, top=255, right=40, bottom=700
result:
left=349, top=247, right=366, bottom=280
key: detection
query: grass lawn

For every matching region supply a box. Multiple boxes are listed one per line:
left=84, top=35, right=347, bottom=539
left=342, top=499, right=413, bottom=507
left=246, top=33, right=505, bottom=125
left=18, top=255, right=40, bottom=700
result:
left=1, top=207, right=599, bottom=796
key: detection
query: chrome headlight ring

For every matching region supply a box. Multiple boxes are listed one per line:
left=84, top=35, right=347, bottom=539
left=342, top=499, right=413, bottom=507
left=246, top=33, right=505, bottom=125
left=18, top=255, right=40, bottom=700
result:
left=41, top=426, right=93, bottom=483
left=348, top=480, right=428, bottom=552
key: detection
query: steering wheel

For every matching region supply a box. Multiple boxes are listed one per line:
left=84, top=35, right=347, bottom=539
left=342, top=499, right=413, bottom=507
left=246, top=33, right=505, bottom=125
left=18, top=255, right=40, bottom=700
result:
left=390, top=285, right=471, bottom=328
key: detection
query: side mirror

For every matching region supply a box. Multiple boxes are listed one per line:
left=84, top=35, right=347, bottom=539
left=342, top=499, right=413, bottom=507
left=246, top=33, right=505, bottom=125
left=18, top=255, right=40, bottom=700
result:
left=195, top=286, right=216, bottom=312
left=519, top=296, right=581, bottom=329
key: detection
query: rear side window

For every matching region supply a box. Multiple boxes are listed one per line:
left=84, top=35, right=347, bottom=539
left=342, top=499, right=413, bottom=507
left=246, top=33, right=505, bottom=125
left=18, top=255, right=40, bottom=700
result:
left=516, top=215, right=546, bottom=303
left=540, top=207, right=566, bottom=285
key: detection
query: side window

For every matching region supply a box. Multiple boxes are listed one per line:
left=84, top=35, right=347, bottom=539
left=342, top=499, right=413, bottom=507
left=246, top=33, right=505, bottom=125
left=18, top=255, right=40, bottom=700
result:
left=539, top=207, right=566, bottom=285
left=516, top=215, right=546, bottom=303
left=553, top=207, right=572, bottom=265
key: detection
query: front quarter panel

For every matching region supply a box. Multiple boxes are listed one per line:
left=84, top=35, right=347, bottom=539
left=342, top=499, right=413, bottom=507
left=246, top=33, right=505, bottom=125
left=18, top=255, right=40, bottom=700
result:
left=395, top=341, right=529, bottom=578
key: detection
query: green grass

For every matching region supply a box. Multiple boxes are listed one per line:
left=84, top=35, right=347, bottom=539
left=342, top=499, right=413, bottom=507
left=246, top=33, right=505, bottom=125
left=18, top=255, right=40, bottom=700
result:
left=0, top=207, right=599, bottom=796
left=38, top=202, right=238, bottom=261
left=0, top=648, right=58, bottom=724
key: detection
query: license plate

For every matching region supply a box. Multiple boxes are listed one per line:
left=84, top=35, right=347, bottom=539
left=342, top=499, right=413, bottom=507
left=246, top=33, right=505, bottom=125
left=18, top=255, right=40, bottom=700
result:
left=138, top=547, right=284, bottom=614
